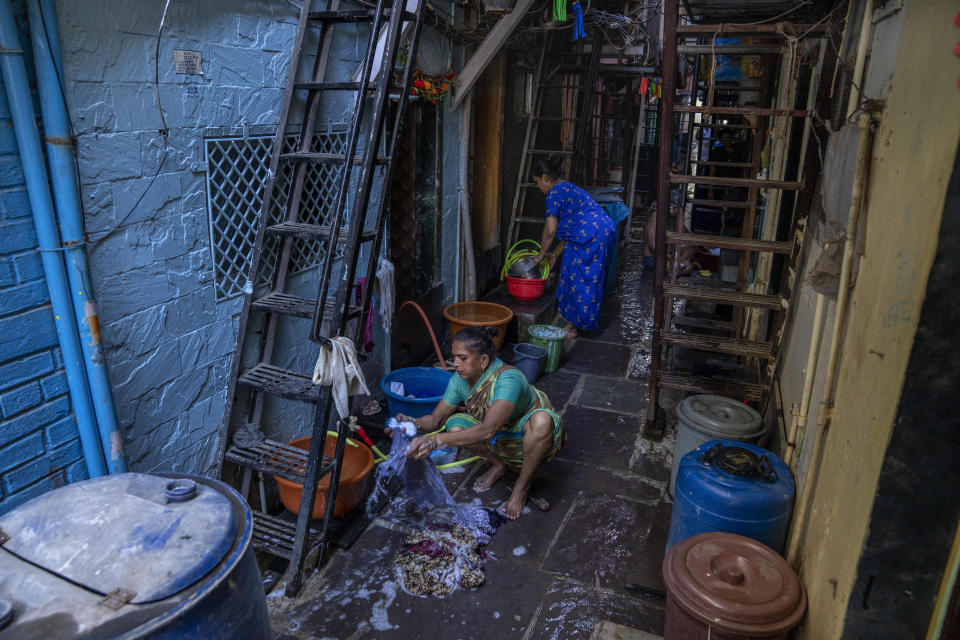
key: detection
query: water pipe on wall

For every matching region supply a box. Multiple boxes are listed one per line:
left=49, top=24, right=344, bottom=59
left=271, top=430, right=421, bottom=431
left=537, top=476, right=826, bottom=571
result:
left=26, top=0, right=127, bottom=473
left=784, top=293, right=826, bottom=467
left=0, top=0, right=107, bottom=478
left=786, top=112, right=873, bottom=567
left=458, top=93, right=477, bottom=302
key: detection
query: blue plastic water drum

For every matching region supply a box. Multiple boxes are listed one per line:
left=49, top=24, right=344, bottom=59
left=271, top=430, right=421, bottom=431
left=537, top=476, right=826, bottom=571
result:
left=599, top=200, right=630, bottom=296
left=0, top=473, right=270, bottom=638
left=667, top=440, right=795, bottom=554
left=381, top=366, right=454, bottom=418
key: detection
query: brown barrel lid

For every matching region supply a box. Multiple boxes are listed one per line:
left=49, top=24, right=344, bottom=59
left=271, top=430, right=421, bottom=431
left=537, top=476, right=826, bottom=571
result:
left=662, top=532, right=807, bottom=635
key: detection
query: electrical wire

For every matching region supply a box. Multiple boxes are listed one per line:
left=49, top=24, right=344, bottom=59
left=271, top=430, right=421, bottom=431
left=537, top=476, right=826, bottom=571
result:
left=88, top=0, right=172, bottom=247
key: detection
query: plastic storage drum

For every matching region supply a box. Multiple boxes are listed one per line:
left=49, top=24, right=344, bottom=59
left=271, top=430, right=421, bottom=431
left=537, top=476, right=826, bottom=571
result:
left=662, top=532, right=806, bottom=639
left=0, top=473, right=270, bottom=638
left=671, top=394, right=766, bottom=497
left=668, top=440, right=795, bottom=553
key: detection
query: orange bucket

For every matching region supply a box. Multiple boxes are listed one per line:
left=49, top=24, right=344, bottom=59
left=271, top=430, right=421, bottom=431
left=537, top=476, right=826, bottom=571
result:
left=273, top=435, right=374, bottom=520
left=442, top=301, right=514, bottom=349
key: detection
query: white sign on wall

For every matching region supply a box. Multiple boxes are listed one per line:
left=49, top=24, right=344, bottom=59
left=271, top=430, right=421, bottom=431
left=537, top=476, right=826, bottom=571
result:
left=174, top=49, right=203, bottom=75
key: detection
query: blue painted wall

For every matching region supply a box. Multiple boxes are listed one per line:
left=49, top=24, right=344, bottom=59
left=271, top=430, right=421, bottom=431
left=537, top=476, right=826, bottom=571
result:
left=0, top=0, right=465, bottom=499
left=0, top=2, right=86, bottom=515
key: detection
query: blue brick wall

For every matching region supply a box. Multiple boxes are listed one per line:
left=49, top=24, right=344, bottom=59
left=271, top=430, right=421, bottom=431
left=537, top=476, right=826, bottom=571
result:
left=0, top=4, right=87, bottom=515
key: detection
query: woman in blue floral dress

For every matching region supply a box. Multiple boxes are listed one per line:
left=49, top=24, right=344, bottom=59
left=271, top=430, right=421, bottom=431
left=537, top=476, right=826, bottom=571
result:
left=531, top=156, right=616, bottom=338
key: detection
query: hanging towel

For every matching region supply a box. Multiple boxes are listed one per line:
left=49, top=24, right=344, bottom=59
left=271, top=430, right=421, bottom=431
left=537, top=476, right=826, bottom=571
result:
left=376, top=258, right=395, bottom=333
left=312, top=337, right=370, bottom=419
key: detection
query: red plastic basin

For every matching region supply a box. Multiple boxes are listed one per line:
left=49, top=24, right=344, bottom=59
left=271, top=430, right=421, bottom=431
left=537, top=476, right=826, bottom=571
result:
left=506, top=276, right=548, bottom=301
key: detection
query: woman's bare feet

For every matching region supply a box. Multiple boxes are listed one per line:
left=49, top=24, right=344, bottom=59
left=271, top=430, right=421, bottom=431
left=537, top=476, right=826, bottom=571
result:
left=501, top=483, right=530, bottom=520
left=472, top=462, right=505, bottom=492
left=564, top=322, right=578, bottom=339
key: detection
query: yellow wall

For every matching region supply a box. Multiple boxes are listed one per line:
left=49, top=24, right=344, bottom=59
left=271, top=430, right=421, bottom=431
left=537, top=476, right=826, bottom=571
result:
left=781, top=1, right=960, bottom=637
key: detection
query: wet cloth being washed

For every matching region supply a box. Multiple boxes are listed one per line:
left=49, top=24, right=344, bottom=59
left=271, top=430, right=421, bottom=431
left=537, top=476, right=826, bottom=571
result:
left=544, top=181, right=616, bottom=331
left=441, top=358, right=564, bottom=469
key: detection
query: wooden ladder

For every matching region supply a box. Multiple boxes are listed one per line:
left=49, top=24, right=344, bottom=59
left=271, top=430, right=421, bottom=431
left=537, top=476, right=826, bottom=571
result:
left=647, top=0, right=834, bottom=433
left=506, top=33, right=602, bottom=247
left=215, top=0, right=425, bottom=596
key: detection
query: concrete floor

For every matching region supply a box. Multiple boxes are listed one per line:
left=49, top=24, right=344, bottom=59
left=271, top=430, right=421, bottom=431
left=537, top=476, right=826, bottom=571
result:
left=268, top=242, right=674, bottom=639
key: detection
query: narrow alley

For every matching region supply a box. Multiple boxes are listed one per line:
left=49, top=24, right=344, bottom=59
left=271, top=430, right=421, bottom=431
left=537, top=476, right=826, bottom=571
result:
left=0, top=1, right=957, bottom=639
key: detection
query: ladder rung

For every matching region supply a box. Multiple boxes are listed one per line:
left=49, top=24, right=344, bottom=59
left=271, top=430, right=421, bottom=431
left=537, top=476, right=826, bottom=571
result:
left=689, top=160, right=757, bottom=168
left=527, top=149, right=574, bottom=155
left=673, top=106, right=811, bottom=117
left=280, top=152, right=390, bottom=166
left=520, top=182, right=541, bottom=188
left=535, top=116, right=581, bottom=122
left=669, top=173, right=802, bottom=190
left=308, top=8, right=416, bottom=22
left=266, top=222, right=376, bottom=243
left=676, top=23, right=825, bottom=35
left=294, top=81, right=377, bottom=91
left=658, top=372, right=763, bottom=401
left=688, top=198, right=753, bottom=209
left=251, top=511, right=322, bottom=560
left=238, top=363, right=322, bottom=402
left=225, top=438, right=333, bottom=484
left=671, top=316, right=735, bottom=331
left=666, top=232, right=792, bottom=254
left=514, top=216, right=546, bottom=224
left=663, top=283, right=784, bottom=309
left=691, top=122, right=761, bottom=130
left=252, top=292, right=363, bottom=320
left=308, top=9, right=376, bottom=21
left=660, top=331, right=772, bottom=357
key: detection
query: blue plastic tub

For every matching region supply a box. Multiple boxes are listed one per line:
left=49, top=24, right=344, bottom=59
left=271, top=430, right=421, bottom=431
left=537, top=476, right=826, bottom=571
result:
left=513, top=342, right=547, bottom=383
left=381, top=367, right=454, bottom=418
left=667, top=439, right=795, bottom=554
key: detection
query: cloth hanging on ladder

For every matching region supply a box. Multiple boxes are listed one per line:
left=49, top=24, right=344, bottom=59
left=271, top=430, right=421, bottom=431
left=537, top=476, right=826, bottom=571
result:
left=312, top=337, right=370, bottom=419
left=376, top=258, right=395, bottom=333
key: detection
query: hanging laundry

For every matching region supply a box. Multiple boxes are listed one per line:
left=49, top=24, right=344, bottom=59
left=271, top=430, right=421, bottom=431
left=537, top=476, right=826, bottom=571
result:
left=312, top=337, right=370, bottom=419
left=376, top=258, right=395, bottom=333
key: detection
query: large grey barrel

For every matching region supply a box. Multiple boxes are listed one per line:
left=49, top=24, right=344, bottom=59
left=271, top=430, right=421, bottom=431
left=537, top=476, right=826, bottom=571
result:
left=670, top=395, right=766, bottom=496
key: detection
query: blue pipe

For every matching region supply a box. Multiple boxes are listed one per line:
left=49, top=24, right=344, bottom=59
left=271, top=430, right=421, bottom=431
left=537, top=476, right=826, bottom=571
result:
left=0, top=0, right=107, bottom=478
left=26, top=0, right=127, bottom=473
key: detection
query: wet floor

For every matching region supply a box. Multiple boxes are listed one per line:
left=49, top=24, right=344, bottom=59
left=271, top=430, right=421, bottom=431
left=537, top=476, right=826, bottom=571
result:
left=268, top=239, right=674, bottom=640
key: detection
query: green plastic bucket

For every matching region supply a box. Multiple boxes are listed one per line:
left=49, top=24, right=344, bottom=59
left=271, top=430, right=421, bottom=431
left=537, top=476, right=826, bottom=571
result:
left=527, top=325, right=566, bottom=373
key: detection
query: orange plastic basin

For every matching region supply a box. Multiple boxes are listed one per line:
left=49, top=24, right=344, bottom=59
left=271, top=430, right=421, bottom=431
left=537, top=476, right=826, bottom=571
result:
left=273, top=435, right=374, bottom=520
left=442, top=301, right=514, bottom=349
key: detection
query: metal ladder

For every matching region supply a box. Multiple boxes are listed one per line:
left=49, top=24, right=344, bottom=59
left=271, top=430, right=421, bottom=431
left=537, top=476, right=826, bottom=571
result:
left=215, top=0, right=424, bottom=596
left=646, top=0, right=834, bottom=433
left=506, top=33, right=601, bottom=247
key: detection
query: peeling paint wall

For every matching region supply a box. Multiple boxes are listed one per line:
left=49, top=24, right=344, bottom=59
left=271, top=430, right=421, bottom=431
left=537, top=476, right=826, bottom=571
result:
left=775, top=1, right=960, bottom=637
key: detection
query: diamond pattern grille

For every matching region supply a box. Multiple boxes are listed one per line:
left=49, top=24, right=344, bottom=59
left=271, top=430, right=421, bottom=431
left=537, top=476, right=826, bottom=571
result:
left=205, top=129, right=348, bottom=300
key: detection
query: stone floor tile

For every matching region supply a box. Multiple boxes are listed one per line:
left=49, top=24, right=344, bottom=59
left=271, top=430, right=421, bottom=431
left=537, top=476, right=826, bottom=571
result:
left=541, top=493, right=657, bottom=593
left=534, top=370, right=581, bottom=410
left=525, top=578, right=665, bottom=639
left=579, top=376, right=649, bottom=415
left=557, top=405, right=643, bottom=474
left=563, top=340, right=632, bottom=377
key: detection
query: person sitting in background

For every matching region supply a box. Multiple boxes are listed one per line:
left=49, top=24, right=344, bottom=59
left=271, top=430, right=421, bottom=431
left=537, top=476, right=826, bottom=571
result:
left=644, top=204, right=698, bottom=276
left=401, top=327, right=564, bottom=520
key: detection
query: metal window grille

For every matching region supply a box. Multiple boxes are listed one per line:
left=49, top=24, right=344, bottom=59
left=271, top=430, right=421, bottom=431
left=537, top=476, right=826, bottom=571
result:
left=205, top=127, right=348, bottom=300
